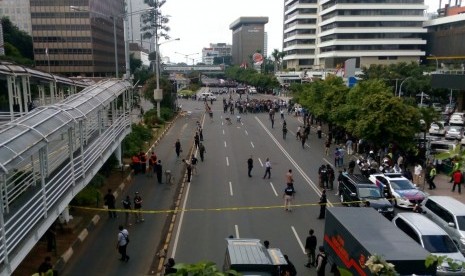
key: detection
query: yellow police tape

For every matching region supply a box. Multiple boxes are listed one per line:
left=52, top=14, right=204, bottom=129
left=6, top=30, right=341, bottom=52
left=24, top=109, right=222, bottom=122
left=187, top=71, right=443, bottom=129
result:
left=71, top=198, right=397, bottom=214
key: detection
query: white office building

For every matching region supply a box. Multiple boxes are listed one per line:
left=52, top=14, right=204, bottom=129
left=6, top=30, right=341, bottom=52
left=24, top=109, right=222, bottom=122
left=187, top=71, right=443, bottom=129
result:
left=0, top=0, right=31, bottom=34
left=202, top=43, right=232, bottom=65
left=283, top=0, right=427, bottom=70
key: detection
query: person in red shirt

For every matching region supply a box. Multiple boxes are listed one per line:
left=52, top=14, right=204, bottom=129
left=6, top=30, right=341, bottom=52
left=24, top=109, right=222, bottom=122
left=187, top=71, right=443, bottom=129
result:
left=452, top=169, right=463, bottom=194
left=131, top=155, right=140, bottom=175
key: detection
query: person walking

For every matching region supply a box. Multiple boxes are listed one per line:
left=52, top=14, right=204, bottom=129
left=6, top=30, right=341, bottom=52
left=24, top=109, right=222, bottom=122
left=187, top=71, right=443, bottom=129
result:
left=194, top=132, right=200, bottom=149
left=191, top=154, right=198, bottom=175
left=316, top=246, right=327, bottom=276
left=428, top=164, right=437, bottom=190
left=134, top=192, right=144, bottom=223
left=452, top=169, right=462, bottom=194
left=122, top=195, right=132, bottom=227
left=283, top=182, right=296, bottom=212
left=305, top=229, right=317, bottom=268
left=286, top=169, right=294, bottom=189
left=263, top=158, right=271, bottom=179
left=247, top=156, right=254, bottom=177
left=317, top=189, right=327, bottom=219
left=183, top=159, right=193, bottom=182
left=317, top=124, right=322, bottom=139
left=327, top=165, right=335, bottom=191
left=139, top=151, right=147, bottom=174
left=116, top=225, right=130, bottom=262
left=148, top=152, right=157, bottom=177
left=282, top=121, right=288, bottom=139
left=325, top=138, right=331, bottom=156
left=301, top=133, right=307, bottom=149
left=156, top=160, right=163, bottom=184
left=296, top=126, right=302, bottom=140
left=104, top=189, right=117, bottom=219
left=199, top=143, right=206, bottom=162
left=413, top=163, right=423, bottom=185
left=175, top=139, right=182, bottom=158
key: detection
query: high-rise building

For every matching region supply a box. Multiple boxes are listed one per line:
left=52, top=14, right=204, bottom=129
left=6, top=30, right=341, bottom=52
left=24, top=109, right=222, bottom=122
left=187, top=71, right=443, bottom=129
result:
left=30, top=0, right=125, bottom=77
left=283, top=0, right=427, bottom=70
left=0, top=0, right=32, bottom=35
left=229, top=17, right=268, bottom=66
left=202, top=43, right=232, bottom=65
left=127, top=0, right=151, bottom=51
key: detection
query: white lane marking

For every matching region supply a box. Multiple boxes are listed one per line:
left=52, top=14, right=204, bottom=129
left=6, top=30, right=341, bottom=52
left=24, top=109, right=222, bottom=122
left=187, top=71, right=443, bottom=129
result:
left=226, top=157, right=229, bottom=166
left=222, top=121, right=224, bottom=126
left=241, top=121, right=244, bottom=126
left=223, top=129, right=225, bottom=135
left=291, top=226, right=306, bottom=254
left=323, top=158, right=333, bottom=166
left=171, top=182, right=191, bottom=258
left=251, top=142, right=255, bottom=148
left=270, top=182, right=278, bottom=197
left=224, top=141, right=227, bottom=148
left=255, top=116, right=332, bottom=206
left=245, top=130, right=248, bottom=135
left=229, top=181, right=233, bottom=196
left=235, top=225, right=240, bottom=238
left=258, top=158, right=263, bottom=167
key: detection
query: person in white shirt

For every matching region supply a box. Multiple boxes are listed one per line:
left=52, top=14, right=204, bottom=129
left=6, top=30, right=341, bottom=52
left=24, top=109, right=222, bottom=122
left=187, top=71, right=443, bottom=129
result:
left=263, top=158, right=271, bottom=179
left=117, top=225, right=130, bottom=262
left=414, top=163, right=423, bottom=185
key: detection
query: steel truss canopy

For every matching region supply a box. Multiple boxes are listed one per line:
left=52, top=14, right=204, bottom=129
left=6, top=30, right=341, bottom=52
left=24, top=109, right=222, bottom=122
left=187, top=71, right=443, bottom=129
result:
left=0, top=79, right=132, bottom=174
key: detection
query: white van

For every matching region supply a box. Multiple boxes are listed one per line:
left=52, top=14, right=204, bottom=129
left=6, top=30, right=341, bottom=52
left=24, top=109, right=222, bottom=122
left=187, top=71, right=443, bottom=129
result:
left=422, top=196, right=465, bottom=255
left=393, top=212, right=465, bottom=275
left=198, top=92, right=216, bottom=101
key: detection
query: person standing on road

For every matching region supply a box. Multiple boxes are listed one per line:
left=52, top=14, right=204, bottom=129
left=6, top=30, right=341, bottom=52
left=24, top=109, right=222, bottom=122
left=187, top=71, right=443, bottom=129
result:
left=283, top=182, right=296, bottom=212
left=148, top=152, right=157, bottom=178
left=183, top=159, right=193, bottom=182
left=317, top=190, right=327, bottom=219
left=413, top=163, right=423, bottom=185
left=317, top=124, right=322, bottom=139
left=286, top=169, right=295, bottom=189
left=134, top=192, right=144, bottom=223
left=327, top=165, right=335, bottom=191
left=325, top=138, right=331, bottom=156
left=452, top=169, right=463, bottom=194
left=194, top=132, right=200, bottom=149
left=104, top=189, right=117, bottom=219
left=247, top=156, right=254, bottom=177
left=296, top=126, right=302, bottom=140
left=316, top=246, right=327, bottom=276
left=191, top=154, right=198, bottom=175
left=175, top=139, right=182, bottom=158
left=122, top=195, right=132, bottom=227
left=305, top=229, right=317, bottom=268
left=263, top=158, right=271, bottom=179
left=282, top=121, right=288, bottom=139
left=199, top=143, right=206, bottom=162
left=116, top=225, right=130, bottom=262
left=156, top=160, right=163, bottom=184
left=301, top=132, right=307, bottom=149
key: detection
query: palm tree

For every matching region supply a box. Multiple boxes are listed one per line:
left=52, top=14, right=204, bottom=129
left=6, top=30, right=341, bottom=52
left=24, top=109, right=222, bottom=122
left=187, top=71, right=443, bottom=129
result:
left=271, top=49, right=280, bottom=72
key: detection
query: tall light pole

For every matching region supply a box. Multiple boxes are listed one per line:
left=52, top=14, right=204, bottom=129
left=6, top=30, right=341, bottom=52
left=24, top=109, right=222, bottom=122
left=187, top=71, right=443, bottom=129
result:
left=399, top=76, right=413, bottom=98
left=175, top=52, right=199, bottom=64
left=429, top=54, right=439, bottom=72
left=154, top=38, right=180, bottom=118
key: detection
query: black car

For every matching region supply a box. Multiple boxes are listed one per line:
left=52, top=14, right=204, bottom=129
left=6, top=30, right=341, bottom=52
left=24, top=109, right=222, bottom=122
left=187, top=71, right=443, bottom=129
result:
left=339, top=173, right=394, bottom=219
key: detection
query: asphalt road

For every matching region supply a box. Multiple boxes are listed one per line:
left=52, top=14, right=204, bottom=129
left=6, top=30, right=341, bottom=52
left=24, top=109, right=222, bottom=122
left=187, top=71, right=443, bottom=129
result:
left=61, top=90, right=340, bottom=275
left=169, top=90, right=335, bottom=275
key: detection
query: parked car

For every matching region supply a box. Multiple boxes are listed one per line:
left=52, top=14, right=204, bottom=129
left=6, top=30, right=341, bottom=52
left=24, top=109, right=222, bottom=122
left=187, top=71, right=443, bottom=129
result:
left=445, top=103, right=456, bottom=114
left=445, top=125, right=463, bottom=140
left=449, top=113, right=465, bottom=126
left=339, top=173, right=394, bottom=218
left=431, top=102, right=443, bottom=112
left=369, top=173, right=427, bottom=209
left=430, top=140, right=460, bottom=155
left=429, top=121, right=446, bottom=136
left=392, top=213, right=465, bottom=275
left=422, top=196, right=465, bottom=254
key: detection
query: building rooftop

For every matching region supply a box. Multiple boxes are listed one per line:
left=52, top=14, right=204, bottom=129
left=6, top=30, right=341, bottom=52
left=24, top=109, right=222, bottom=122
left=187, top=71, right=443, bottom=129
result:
left=229, top=17, right=269, bottom=30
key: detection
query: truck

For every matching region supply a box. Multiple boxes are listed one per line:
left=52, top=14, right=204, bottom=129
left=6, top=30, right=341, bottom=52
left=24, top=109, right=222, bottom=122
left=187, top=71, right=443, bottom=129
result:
left=223, top=238, right=287, bottom=276
left=324, top=207, right=436, bottom=276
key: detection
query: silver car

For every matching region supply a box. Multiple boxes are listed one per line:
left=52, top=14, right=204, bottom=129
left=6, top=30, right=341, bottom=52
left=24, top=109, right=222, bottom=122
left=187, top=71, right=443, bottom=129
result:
left=445, top=126, right=463, bottom=140
left=429, top=122, right=446, bottom=136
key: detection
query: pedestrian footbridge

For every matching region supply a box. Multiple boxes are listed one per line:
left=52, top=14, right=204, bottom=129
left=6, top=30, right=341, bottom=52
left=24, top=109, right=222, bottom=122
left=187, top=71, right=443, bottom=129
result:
left=0, top=79, right=134, bottom=275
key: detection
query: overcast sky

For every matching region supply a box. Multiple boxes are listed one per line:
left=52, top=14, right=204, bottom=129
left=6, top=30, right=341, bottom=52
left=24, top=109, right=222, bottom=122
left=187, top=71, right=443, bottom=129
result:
left=161, top=0, right=440, bottom=64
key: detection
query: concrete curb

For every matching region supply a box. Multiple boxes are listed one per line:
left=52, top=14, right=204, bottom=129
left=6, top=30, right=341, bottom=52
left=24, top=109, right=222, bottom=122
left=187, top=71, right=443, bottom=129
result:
left=53, top=115, right=180, bottom=274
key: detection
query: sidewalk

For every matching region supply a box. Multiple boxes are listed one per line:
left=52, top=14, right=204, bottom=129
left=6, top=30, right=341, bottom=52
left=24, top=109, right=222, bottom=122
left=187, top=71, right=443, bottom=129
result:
left=422, top=173, right=465, bottom=203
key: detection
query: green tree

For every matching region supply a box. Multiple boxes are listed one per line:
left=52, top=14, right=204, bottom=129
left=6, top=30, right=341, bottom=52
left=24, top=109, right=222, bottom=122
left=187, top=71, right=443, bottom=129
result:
left=0, top=17, right=34, bottom=65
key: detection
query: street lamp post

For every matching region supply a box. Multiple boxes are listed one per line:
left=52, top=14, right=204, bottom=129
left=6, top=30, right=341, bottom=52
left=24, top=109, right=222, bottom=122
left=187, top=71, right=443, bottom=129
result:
left=399, top=76, right=413, bottom=98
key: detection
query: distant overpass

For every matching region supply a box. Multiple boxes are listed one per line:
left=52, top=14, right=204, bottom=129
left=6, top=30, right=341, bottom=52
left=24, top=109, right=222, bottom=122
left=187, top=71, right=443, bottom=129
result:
left=163, top=65, right=224, bottom=74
